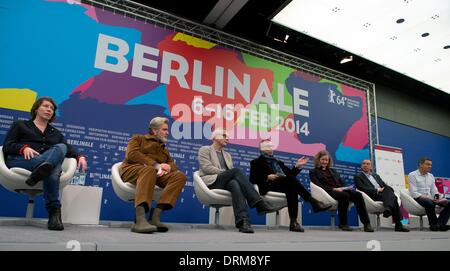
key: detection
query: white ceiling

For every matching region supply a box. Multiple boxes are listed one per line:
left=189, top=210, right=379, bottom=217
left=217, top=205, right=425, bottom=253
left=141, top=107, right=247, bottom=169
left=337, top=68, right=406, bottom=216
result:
left=272, top=0, right=450, bottom=94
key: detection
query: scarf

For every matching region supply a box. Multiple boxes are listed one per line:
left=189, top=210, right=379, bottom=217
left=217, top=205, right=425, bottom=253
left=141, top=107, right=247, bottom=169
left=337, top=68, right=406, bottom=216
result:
left=260, top=151, right=286, bottom=177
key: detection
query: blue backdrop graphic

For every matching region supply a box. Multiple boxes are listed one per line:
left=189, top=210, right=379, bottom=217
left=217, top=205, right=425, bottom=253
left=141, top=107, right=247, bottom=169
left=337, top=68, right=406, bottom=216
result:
left=1, top=0, right=376, bottom=227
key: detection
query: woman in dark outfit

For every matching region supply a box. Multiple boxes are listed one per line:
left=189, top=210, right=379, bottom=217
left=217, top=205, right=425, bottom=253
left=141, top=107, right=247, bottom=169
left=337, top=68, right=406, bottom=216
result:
left=309, top=150, right=374, bottom=232
left=3, top=97, right=87, bottom=230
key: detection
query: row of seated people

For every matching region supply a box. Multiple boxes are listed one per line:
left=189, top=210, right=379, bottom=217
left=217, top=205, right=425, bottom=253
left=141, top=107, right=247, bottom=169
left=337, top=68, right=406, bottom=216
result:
left=2, top=97, right=449, bottom=233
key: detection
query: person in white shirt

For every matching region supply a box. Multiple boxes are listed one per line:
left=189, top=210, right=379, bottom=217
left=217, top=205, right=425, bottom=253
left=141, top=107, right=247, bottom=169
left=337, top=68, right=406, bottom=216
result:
left=408, top=157, right=450, bottom=231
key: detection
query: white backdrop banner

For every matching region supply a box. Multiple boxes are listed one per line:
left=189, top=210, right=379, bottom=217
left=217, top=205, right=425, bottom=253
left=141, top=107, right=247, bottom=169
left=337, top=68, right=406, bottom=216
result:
left=374, top=145, right=406, bottom=193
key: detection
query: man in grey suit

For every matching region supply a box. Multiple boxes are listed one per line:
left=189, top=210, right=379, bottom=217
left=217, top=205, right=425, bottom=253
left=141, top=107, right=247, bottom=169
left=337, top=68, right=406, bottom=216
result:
left=354, top=159, right=409, bottom=232
left=198, top=129, right=277, bottom=233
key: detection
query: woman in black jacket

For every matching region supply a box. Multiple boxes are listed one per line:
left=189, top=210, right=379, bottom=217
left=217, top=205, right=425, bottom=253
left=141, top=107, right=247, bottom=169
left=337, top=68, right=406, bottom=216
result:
left=309, top=150, right=373, bottom=232
left=3, top=97, right=87, bottom=231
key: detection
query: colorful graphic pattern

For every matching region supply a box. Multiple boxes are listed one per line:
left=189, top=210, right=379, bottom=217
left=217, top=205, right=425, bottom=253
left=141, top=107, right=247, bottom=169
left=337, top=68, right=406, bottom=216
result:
left=0, top=0, right=369, bottom=225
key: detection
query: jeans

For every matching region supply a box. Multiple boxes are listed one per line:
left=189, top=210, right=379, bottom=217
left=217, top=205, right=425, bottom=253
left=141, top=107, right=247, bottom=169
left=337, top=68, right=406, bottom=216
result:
left=6, top=143, right=67, bottom=210
left=209, top=168, right=262, bottom=226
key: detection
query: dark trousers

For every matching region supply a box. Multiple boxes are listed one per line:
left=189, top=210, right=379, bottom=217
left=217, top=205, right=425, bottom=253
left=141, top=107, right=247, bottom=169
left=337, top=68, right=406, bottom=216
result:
left=268, top=176, right=311, bottom=219
left=328, top=190, right=370, bottom=226
left=415, top=197, right=450, bottom=226
left=369, top=186, right=403, bottom=225
left=209, top=168, right=261, bottom=226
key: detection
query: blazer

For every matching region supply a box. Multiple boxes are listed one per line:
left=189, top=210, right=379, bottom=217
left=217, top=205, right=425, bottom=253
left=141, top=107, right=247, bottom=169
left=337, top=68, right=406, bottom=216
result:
left=3, top=120, right=81, bottom=159
left=249, top=155, right=301, bottom=195
left=197, top=145, right=233, bottom=186
left=120, top=134, right=177, bottom=174
left=354, top=172, right=388, bottom=198
left=309, top=167, right=345, bottom=192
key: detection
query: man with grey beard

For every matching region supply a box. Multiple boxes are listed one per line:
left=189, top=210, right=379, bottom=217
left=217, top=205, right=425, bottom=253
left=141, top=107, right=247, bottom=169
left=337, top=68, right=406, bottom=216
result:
left=120, top=117, right=186, bottom=233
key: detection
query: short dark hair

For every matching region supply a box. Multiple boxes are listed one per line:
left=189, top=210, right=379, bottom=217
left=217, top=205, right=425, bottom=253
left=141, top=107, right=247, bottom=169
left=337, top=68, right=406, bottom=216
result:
left=30, top=97, right=57, bottom=123
left=418, top=157, right=432, bottom=166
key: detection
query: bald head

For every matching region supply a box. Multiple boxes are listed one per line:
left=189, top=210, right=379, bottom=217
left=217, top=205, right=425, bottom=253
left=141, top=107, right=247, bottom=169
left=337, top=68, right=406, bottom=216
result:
left=211, top=128, right=229, bottom=149
left=361, top=159, right=372, bottom=173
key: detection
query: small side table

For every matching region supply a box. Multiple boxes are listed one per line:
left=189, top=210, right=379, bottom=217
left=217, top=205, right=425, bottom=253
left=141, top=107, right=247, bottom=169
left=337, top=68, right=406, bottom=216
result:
left=61, top=185, right=103, bottom=225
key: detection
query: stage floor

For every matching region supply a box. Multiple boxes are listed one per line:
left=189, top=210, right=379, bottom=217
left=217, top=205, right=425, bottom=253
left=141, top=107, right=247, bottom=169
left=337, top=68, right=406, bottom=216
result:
left=0, top=218, right=449, bottom=251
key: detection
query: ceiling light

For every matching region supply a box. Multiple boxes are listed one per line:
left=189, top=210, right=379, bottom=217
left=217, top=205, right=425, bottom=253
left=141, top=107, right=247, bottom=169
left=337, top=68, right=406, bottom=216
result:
left=272, top=0, right=450, bottom=94
left=340, top=55, right=353, bottom=64
left=273, top=34, right=289, bottom=43
left=266, top=23, right=290, bottom=43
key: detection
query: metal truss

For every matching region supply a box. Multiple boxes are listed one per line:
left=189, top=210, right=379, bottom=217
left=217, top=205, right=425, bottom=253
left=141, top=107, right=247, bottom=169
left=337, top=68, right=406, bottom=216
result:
left=82, top=0, right=379, bottom=159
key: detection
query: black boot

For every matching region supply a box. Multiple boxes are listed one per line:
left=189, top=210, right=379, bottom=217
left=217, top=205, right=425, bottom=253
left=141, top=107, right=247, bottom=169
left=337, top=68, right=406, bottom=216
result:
left=47, top=207, right=64, bottom=231
left=394, top=224, right=410, bottom=232
left=339, top=224, right=353, bottom=231
left=439, top=225, right=450, bottom=231
left=26, top=162, right=53, bottom=186
left=289, top=220, right=304, bottom=232
left=237, top=219, right=254, bottom=233
left=255, top=200, right=278, bottom=215
left=364, top=224, right=375, bottom=232
left=383, top=208, right=392, bottom=218
left=310, top=198, right=332, bottom=213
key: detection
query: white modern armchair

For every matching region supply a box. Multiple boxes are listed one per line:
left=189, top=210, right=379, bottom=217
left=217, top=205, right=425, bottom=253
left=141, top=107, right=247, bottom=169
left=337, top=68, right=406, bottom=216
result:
left=357, top=189, right=384, bottom=229
left=310, top=182, right=353, bottom=228
left=253, top=184, right=289, bottom=226
left=400, top=189, right=426, bottom=230
left=0, top=146, right=76, bottom=220
left=111, top=162, right=162, bottom=203
left=193, top=170, right=232, bottom=225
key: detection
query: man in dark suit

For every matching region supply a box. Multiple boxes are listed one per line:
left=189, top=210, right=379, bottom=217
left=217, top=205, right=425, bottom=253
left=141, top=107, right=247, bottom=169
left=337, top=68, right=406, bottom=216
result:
left=250, top=139, right=330, bottom=232
left=354, top=159, right=409, bottom=232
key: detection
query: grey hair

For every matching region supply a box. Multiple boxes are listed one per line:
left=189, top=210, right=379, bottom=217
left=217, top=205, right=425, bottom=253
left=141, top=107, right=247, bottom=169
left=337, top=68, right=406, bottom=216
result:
left=259, top=138, right=271, bottom=148
left=149, top=117, right=169, bottom=134
left=211, top=128, right=229, bottom=140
